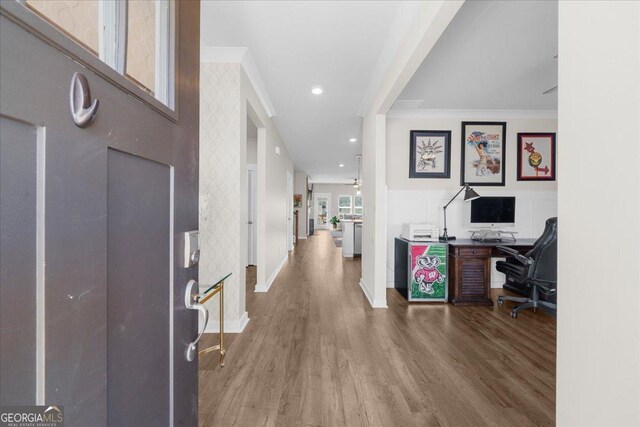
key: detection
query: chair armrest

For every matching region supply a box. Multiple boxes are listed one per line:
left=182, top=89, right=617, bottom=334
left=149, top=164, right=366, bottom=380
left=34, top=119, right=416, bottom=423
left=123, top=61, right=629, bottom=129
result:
left=530, top=278, right=556, bottom=291
left=496, top=246, right=532, bottom=265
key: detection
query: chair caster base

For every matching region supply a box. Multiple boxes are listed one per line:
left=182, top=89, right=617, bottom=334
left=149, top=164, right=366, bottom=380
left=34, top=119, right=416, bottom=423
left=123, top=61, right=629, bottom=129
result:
left=510, top=310, right=518, bottom=318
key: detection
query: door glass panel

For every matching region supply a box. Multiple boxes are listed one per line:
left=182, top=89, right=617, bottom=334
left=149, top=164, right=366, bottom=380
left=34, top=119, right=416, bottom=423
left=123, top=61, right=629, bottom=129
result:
left=316, top=197, right=328, bottom=226
left=126, top=0, right=156, bottom=95
left=26, top=0, right=99, bottom=54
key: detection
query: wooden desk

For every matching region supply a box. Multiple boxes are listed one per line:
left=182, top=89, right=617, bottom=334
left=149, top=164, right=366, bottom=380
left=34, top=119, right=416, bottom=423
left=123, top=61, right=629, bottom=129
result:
left=448, top=239, right=536, bottom=306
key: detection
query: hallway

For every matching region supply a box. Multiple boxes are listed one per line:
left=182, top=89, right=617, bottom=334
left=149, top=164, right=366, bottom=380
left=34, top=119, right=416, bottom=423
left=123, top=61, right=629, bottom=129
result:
left=198, top=230, right=555, bottom=426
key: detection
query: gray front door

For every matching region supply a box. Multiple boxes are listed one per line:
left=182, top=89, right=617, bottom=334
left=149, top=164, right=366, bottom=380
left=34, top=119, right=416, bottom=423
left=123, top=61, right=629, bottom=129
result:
left=0, top=2, right=200, bottom=426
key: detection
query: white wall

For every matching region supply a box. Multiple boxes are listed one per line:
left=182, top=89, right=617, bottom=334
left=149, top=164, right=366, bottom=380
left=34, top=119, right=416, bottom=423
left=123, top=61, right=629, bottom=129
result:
left=386, top=113, right=558, bottom=286
left=200, top=62, right=294, bottom=332
left=557, top=2, right=640, bottom=425
left=247, top=137, right=257, bottom=164
left=294, top=172, right=308, bottom=238
left=241, top=69, right=294, bottom=294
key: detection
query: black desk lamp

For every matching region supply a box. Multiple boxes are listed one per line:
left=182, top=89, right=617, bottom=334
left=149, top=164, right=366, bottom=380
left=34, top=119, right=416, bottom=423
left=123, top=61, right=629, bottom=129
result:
left=440, top=184, right=480, bottom=241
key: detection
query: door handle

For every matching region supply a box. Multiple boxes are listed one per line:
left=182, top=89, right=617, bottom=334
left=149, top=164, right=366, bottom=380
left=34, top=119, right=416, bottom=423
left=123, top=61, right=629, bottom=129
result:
left=248, top=221, right=253, bottom=224
left=69, top=72, right=99, bottom=128
left=184, top=279, right=208, bottom=362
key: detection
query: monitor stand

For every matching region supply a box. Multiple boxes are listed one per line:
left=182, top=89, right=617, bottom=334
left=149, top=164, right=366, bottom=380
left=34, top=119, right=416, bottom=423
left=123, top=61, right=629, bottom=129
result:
left=470, top=229, right=517, bottom=243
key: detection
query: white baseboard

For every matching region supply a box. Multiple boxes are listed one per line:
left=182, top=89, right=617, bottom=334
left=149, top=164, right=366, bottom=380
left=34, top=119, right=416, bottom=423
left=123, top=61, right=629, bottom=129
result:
left=204, top=311, right=249, bottom=333
left=386, top=280, right=395, bottom=289
left=298, top=235, right=307, bottom=240
left=255, top=253, right=287, bottom=292
left=359, top=278, right=387, bottom=308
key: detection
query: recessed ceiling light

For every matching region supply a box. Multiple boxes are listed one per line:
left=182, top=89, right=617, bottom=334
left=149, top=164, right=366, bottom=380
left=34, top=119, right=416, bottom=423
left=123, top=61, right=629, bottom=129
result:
left=311, top=87, right=323, bottom=95
left=349, top=138, right=357, bottom=142
left=339, top=163, right=344, bottom=168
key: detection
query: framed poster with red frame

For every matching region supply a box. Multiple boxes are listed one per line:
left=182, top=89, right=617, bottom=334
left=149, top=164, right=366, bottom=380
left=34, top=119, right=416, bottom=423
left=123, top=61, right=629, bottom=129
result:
left=517, top=133, right=556, bottom=181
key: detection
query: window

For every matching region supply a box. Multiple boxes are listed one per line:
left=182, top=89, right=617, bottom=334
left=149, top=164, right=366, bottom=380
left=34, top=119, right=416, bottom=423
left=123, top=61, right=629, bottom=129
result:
left=26, top=0, right=100, bottom=54
left=338, top=195, right=352, bottom=217
left=126, top=0, right=156, bottom=94
left=354, top=195, right=363, bottom=215
left=24, top=0, right=174, bottom=108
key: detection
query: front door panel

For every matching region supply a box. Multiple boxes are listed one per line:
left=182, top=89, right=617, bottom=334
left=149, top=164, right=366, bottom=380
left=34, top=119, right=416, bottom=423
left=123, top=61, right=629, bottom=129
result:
left=0, top=117, right=38, bottom=405
left=44, top=130, right=107, bottom=425
left=0, top=2, right=200, bottom=425
left=107, top=149, right=170, bottom=426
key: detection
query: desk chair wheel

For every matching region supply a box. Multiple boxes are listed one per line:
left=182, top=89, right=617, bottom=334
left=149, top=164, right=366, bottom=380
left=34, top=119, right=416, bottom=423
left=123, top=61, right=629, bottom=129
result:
left=510, top=310, right=518, bottom=318
left=497, top=297, right=504, bottom=306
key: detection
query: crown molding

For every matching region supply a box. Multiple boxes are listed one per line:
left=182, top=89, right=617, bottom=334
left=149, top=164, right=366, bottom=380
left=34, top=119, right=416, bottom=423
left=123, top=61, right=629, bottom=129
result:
left=200, top=45, right=276, bottom=118
left=386, top=109, right=558, bottom=119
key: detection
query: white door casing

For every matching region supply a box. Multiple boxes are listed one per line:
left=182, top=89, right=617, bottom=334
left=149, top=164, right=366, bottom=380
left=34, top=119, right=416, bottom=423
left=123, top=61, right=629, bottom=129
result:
left=287, top=171, right=294, bottom=251
left=247, top=165, right=257, bottom=265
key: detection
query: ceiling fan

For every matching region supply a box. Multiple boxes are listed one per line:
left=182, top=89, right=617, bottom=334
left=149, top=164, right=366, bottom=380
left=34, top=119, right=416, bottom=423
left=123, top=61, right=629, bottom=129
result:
left=543, top=55, right=558, bottom=95
left=352, top=154, right=361, bottom=192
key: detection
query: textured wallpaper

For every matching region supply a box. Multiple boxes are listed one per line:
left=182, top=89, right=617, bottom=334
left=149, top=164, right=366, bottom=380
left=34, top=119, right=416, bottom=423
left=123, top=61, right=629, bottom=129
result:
left=199, top=63, right=243, bottom=324
left=27, top=0, right=99, bottom=54
left=126, top=0, right=156, bottom=93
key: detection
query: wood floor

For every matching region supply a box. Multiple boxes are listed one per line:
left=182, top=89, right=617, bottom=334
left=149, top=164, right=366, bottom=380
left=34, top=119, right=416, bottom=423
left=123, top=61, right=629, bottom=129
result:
left=199, top=230, right=556, bottom=426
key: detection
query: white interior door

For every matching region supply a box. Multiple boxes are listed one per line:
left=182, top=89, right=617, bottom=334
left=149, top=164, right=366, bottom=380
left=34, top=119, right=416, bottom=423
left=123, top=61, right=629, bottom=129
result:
left=287, top=172, right=294, bottom=250
left=314, top=193, right=331, bottom=229
left=247, top=166, right=257, bottom=265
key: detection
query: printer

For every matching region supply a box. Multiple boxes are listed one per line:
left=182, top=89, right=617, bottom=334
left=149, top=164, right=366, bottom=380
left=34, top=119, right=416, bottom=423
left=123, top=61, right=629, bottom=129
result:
left=401, top=223, right=440, bottom=242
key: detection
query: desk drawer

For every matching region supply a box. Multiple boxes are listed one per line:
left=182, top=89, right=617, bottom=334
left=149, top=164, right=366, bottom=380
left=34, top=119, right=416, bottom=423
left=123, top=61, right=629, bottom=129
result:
left=455, top=247, right=491, bottom=257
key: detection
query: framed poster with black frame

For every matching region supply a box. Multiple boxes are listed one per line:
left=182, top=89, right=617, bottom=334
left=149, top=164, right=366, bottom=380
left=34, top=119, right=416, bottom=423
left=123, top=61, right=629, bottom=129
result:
left=460, top=121, right=507, bottom=186
left=409, top=130, right=451, bottom=179
left=517, top=132, right=556, bottom=181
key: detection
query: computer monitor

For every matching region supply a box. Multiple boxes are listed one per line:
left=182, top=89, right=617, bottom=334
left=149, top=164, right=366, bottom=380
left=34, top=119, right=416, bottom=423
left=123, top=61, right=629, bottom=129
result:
left=469, top=196, right=516, bottom=228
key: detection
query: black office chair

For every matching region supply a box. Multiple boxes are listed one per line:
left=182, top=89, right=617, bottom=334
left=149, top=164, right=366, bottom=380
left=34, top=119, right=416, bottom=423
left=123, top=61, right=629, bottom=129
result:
left=496, top=217, right=557, bottom=318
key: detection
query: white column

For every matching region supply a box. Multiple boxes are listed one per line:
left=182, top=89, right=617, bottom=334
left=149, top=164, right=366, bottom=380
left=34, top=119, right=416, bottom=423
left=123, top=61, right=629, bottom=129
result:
left=557, top=2, right=640, bottom=425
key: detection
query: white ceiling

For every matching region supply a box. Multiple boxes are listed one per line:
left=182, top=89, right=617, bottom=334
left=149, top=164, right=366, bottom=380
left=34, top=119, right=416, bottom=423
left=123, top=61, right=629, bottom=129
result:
left=395, top=0, right=558, bottom=111
left=201, top=1, right=408, bottom=182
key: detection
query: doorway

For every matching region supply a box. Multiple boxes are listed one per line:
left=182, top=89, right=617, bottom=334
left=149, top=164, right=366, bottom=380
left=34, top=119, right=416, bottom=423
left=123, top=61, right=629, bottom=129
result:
left=287, top=171, right=294, bottom=250
left=247, top=165, right=257, bottom=265
left=314, top=193, right=331, bottom=229
left=246, top=116, right=258, bottom=285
